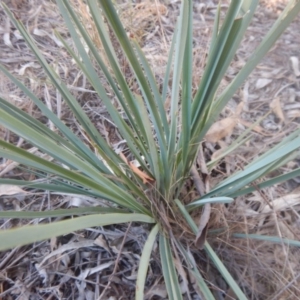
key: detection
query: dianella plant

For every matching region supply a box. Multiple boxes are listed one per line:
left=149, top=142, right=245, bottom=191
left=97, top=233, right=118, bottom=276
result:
left=1, top=0, right=300, bottom=299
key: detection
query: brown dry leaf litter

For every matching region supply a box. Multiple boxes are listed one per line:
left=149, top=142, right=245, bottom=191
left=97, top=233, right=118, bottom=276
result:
left=0, top=185, right=26, bottom=196
left=0, top=0, right=300, bottom=299
left=119, top=152, right=155, bottom=185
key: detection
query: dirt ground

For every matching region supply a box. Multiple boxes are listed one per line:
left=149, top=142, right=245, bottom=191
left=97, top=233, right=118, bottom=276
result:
left=0, top=0, right=300, bottom=299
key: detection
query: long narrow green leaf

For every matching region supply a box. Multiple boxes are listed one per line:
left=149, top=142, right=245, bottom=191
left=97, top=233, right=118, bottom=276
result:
left=232, top=233, right=300, bottom=247
left=0, top=98, right=105, bottom=172
left=204, top=242, right=248, bottom=300
left=85, top=0, right=154, bottom=164
left=133, top=41, right=169, bottom=141
left=206, top=112, right=269, bottom=171
left=2, top=2, right=151, bottom=208
left=136, top=224, right=159, bottom=300
left=207, top=136, right=252, bottom=172
left=189, top=0, right=260, bottom=164
left=191, top=0, right=242, bottom=124
left=0, top=178, right=93, bottom=195
left=0, top=175, right=147, bottom=202
left=55, top=0, right=151, bottom=174
left=132, top=41, right=173, bottom=187
left=175, top=240, right=215, bottom=300
left=0, top=29, right=151, bottom=204
left=159, top=233, right=183, bottom=300
left=0, top=65, right=108, bottom=173
left=0, top=139, right=149, bottom=214
left=206, top=158, right=284, bottom=198
left=181, top=0, right=193, bottom=173
left=76, top=0, right=170, bottom=188
left=208, top=130, right=300, bottom=194
left=2, top=3, right=119, bottom=165
left=0, top=213, right=154, bottom=251
left=65, top=0, right=143, bottom=143
left=206, top=0, right=300, bottom=141
left=99, top=0, right=167, bottom=154
left=221, top=0, right=300, bottom=103
left=0, top=207, right=125, bottom=219
left=58, top=0, right=152, bottom=167
left=193, top=16, right=243, bottom=125
left=175, top=199, right=248, bottom=299
left=209, top=133, right=300, bottom=196
left=191, top=16, right=244, bottom=146
left=236, top=128, right=300, bottom=172
left=55, top=32, right=150, bottom=174
left=0, top=176, right=124, bottom=197
left=0, top=104, right=133, bottom=194
left=231, top=167, right=300, bottom=197
left=209, top=2, right=221, bottom=52
left=0, top=103, right=100, bottom=174
left=168, top=0, right=189, bottom=163
left=187, top=197, right=233, bottom=211
left=134, top=94, right=161, bottom=186
left=162, top=20, right=178, bottom=106
left=175, top=199, right=197, bottom=233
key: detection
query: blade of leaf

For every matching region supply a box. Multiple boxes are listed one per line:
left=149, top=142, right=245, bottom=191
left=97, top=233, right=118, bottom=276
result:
left=0, top=207, right=125, bottom=219
left=55, top=0, right=152, bottom=174
left=133, top=93, right=161, bottom=188
left=187, top=197, right=233, bottom=211
left=0, top=65, right=108, bottom=173
left=0, top=139, right=149, bottom=214
left=133, top=41, right=169, bottom=141
left=189, top=0, right=259, bottom=163
left=191, top=0, right=242, bottom=124
left=63, top=0, right=143, bottom=141
left=175, top=199, right=197, bottom=233
left=162, top=20, right=178, bottom=106
left=159, top=233, right=183, bottom=300
left=231, top=167, right=300, bottom=197
left=0, top=97, right=105, bottom=171
left=0, top=178, right=94, bottom=195
left=2, top=3, right=120, bottom=166
left=207, top=0, right=300, bottom=141
left=207, top=111, right=268, bottom=170
left=175, top=240, right=215, bottom=299
left=175, top=199, right=248, bottom=299
left=168, top=0, right=189, bottom=163
left=209, top=2, right=221, bottom=52
left=136, top=224, right=159, bottom=300
left=58, top=0, right=155, bottom=170
left=99, top=0, right=167, bottom=154
left=209, top=133, right=300, bottom=196
left=0, top=104, right=131, bottom=191
left=204, top=241, right=248, bottom=300
left=232, top=233, right=300, bottom=247
left=181, top=0, right=193, bottom=173
left=0, top=213, right=154, bottom=251
left=85, top=0, right=156, bottom=164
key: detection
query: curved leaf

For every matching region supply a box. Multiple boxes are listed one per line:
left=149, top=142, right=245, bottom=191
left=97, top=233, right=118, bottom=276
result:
left=159, top=233, right=183, bottom=300
left=136, top=224, right=159, bottom=299
left=0, top=213, right=154, bottom=251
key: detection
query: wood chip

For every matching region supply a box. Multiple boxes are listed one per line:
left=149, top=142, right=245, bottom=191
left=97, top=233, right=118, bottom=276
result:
left=120, top=152, right=155, bottom=184
left=0, top=185, right=26, bottom=196
left=290, top=56, right=300, bottom=77
left=262, top=194, right=300, bottom=213
left=195, top=203, right=211, bottom=249
left=238, top=119, right=271, bottom=136
left=205, top=117, right=238, bottom=143
left=255, top=78, right=272, bottom=89
left=270, top=97, right=285, bottom=123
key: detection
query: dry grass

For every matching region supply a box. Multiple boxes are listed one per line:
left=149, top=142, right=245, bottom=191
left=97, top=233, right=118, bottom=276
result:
left=0, top=0, right=300, bottom=299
